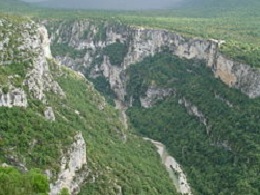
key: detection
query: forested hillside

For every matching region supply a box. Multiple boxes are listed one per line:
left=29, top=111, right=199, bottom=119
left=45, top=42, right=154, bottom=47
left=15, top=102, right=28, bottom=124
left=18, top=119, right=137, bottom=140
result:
left=126, top=51, right=260, bottom=195
left=0, top=15, right=178, bottom=195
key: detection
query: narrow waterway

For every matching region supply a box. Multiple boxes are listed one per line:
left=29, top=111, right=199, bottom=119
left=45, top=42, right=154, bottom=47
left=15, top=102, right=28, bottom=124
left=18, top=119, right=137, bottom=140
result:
left=143, top=138, right=192, bottom=195
left=114, top=99, right=192, bottom=194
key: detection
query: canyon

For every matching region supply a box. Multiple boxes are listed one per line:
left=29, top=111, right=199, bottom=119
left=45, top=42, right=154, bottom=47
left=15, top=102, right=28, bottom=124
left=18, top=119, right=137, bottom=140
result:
left=1, top=15, right=259, bottom=195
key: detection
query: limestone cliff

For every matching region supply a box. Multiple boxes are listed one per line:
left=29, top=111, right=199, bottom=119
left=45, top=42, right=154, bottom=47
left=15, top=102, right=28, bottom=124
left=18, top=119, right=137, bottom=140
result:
left=24, top=26, right=65, bottom=103
left=0, top=87, right=27, bottom=107
left=47, top=20, right=260, bottom=104
left=0, top=18, right=64, bottom=107
left=49, top=132, right=88, bottom=195
left=0, top=18, right=88, bottom=195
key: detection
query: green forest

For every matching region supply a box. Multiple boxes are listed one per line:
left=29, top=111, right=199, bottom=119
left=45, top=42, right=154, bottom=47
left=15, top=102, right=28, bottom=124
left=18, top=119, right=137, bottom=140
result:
left=53, top=66, right=178, bottom=195
left=0, top=167, right=49, bottom=195
left=126, top=52, right=260, bottom=194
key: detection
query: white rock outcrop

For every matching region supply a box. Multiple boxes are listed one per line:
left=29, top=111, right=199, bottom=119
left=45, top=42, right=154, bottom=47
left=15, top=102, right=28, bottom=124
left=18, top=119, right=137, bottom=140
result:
left=100, top=56, right=126, bottom=101
left=0, top=87, right=27, bottom=107
left=44, top=107, right=55, bottom=121
left=25, top=25, right=65, bottom=103
left=50, top=132, right=88, bottom=195
left=140, top=87, right=175, bottom=108
left=1, top=19, right=65, bottom=108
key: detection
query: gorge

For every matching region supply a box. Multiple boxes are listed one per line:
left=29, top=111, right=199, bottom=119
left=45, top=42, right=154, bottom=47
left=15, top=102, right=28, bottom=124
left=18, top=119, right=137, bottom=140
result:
left=0, top=7, right=260, bottom=195
left=0, top=16, right=180, bottom=195
left=45, top=19, right=260, bottom=195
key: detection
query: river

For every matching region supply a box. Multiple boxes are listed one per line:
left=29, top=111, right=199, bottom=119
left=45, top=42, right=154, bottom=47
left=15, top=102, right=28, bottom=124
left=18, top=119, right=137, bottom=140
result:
left=115, top=100, right=192, bottom=194
left=143, top=138, right=192, bottom=195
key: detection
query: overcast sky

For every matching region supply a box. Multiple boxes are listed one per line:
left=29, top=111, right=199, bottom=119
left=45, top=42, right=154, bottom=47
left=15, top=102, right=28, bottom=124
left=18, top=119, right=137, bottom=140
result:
left=22, top=0, right=46, bottom=2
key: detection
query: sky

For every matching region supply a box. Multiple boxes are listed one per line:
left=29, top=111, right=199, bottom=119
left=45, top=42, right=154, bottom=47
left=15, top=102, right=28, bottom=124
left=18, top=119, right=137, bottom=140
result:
left=22, top=0, right=46, bottom=2
left=21, top=0, right=185, bottom=10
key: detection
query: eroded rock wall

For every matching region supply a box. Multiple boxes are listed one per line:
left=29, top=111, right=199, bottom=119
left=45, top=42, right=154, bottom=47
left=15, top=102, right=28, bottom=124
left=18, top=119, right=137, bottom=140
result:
left=24, top=25, right=65, bottom=103
left=49, top=20, right=260, bottom=101
left=50, top=132, right=88, bottom=195
left=0, top=87, right=27, bottom=107
left=0, top=18, right=64, bottom=107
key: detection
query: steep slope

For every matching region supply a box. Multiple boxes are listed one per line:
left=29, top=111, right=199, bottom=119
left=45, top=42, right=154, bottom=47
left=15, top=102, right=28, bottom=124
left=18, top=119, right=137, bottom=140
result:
left=46, top=19, right=260, bottom=195
left=0, top=15, right=179, bottom=195
left=126, top=52, right=260, bottom=194
left=47, top=19, right=260, bottom=99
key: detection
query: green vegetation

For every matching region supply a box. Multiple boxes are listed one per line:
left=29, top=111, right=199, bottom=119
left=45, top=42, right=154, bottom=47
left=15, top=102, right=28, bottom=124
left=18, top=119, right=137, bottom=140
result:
left=53, top=67, right=178, bottom=195
left=0, top=57, right=178, bottom=195
left=0, top=61, right=29, bottom=87
left=126, top=52, right=260, bottom=194
left=89, top=76, right=116, bottom=106
left=0, top=106, right=75, bottom=170
left=51, top=43, right=87, bottom=59
left=59, top=188, right=70, bottom=195
left=0, top=15, right=179, bottom=193
left=0, top=167, right=49, bottom=195
left=93, top=23, right=107, bottom=41
left=104, top=41, right=128, bottom=66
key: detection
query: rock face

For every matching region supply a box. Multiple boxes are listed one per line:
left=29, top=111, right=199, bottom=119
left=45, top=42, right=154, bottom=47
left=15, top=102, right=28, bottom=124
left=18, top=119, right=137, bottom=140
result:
left=140, top=87, right=175, bottom=108
left=49, top=20, right=260, bottom=102
left=1, top=18, right=89, bottom=195
left=101, top=56, right=126, bottom=101
left=0, top=87, right=27, bottom=107
left=44, top=106, right=55, bottom=121
left=24, top=25, right=65, bottom=103
left=0, top=18, right=65, bottom=107
left=50, top=132, right=88, bottom=195
left=233, top=64, right=260, bottom=98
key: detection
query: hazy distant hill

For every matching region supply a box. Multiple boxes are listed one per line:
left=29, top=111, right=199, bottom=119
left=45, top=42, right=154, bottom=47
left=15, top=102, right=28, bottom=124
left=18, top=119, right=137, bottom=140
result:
left=35, top=0, right=183, bottom=10
left=0, top=0, right=30, bottom=10
left=183, top=0, right=260, bottom=9
left=31, top=0, right=259, bottom=13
